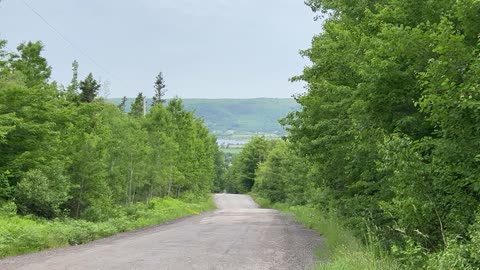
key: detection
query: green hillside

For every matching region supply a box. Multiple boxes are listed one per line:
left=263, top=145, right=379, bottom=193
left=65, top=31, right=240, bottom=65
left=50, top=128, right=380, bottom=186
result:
left=108, top=98, right=300, bottom=135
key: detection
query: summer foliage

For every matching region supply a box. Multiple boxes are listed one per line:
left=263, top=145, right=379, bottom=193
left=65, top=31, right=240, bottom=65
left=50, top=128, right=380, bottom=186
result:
left=225, top=1, right=480, bottom=269
left=0, top=40, right=221, bottom=256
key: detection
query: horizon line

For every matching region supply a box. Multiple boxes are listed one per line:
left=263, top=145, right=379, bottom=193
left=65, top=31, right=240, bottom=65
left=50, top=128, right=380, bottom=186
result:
left=107, top=97, right=296, bottom=100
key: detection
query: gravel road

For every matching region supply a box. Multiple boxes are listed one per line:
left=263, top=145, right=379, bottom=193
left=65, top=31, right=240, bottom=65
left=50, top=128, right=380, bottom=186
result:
left=0, top=194, right=322, bottom=270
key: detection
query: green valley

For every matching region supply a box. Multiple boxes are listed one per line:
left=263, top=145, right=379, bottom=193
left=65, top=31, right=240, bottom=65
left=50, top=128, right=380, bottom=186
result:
left=107, top=98, right=299, bottom=135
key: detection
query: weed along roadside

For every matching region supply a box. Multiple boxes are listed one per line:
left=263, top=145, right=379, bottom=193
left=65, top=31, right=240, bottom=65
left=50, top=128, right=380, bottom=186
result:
left=0, top=194, right=215, bottom=259
left=251, top=195, right=402, bottom=270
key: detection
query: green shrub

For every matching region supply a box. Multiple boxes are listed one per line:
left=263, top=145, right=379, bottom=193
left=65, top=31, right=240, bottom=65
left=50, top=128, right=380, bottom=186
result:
left=425, top=212, right=480, bottom=270
left=15, top=169, right=71, bottom=218
left=0, top=201, right=17, bottom=216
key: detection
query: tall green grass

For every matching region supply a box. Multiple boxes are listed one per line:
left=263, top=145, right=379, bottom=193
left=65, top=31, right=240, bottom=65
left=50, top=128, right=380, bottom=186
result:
left=253, top=195, right=402, bottom=270
left=0, top=194, right=215, bottom=258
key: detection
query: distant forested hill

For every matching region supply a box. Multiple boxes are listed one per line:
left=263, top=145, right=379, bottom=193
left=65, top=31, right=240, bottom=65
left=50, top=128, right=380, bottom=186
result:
left=182, top=99, right=299, bottom=134
left=107, top=98, right=300, bottom=134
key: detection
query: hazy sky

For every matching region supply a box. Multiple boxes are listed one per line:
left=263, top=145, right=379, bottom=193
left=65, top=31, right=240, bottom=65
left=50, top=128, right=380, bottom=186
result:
left=0, top=0, right=321, bottom=98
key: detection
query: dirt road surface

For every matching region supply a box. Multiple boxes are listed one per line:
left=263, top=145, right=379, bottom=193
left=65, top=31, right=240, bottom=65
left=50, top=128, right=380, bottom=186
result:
left=0, top=194, right=322, bottom=270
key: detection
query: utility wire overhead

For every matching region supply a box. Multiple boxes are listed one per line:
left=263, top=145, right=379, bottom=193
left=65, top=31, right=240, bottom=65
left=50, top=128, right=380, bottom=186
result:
left=20, top=0, right=122, bottom=84
left=5, top=46, right=15, bottom=53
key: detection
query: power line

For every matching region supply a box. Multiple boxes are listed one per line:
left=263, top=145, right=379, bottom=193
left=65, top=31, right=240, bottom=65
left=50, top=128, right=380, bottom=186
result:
left=20, top=0, right=121, bottom=82
left=4, top=46, right=14, bottom=53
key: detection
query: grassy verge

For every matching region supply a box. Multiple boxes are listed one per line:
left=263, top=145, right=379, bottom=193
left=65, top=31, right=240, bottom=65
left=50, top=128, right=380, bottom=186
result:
left=0, top=194, right=215, bottom=259
left=252, top=195, right=402, bottom=270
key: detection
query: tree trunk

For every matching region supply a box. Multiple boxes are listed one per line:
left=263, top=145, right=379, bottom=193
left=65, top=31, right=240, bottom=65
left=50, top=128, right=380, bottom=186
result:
left=75, top=177, right=85, bottom=218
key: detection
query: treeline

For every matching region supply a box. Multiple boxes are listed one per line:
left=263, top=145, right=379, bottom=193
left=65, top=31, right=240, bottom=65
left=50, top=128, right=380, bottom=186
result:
left=225, top=0, right=480, bottom=268
left=0, top=40, right=222, bottom=221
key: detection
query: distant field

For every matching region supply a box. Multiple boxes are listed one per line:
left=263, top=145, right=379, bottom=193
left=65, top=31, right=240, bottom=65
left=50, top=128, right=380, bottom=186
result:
left=107, top=98, right=300, bottom=135
left=219, top=148, right=243, bottom=155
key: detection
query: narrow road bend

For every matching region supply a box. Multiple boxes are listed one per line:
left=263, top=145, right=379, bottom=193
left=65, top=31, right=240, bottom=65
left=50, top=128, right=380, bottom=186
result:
left=0, top=194, right=323, bottom=270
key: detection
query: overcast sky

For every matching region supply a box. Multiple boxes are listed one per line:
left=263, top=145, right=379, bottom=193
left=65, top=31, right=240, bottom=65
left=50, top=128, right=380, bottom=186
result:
left=0, top=0, right=321, bottom=98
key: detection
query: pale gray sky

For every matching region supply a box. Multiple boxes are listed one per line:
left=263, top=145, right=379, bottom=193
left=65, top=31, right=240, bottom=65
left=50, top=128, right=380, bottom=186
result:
left=0, top=0, right=321, bottom=98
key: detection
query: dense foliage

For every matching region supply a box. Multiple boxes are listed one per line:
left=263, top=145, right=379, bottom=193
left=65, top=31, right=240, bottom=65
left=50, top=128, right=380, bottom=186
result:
left=224, top=137, right=276, bottom=194
left=0, top=40, right=222, bottom=222
left=228, top=0, right=480, bottom=268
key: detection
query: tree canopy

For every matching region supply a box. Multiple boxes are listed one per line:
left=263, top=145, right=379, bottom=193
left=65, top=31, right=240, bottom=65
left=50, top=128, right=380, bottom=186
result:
left=226, top=0, right=480, bottom=268
left=0, top=38, right=222, bottom=222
